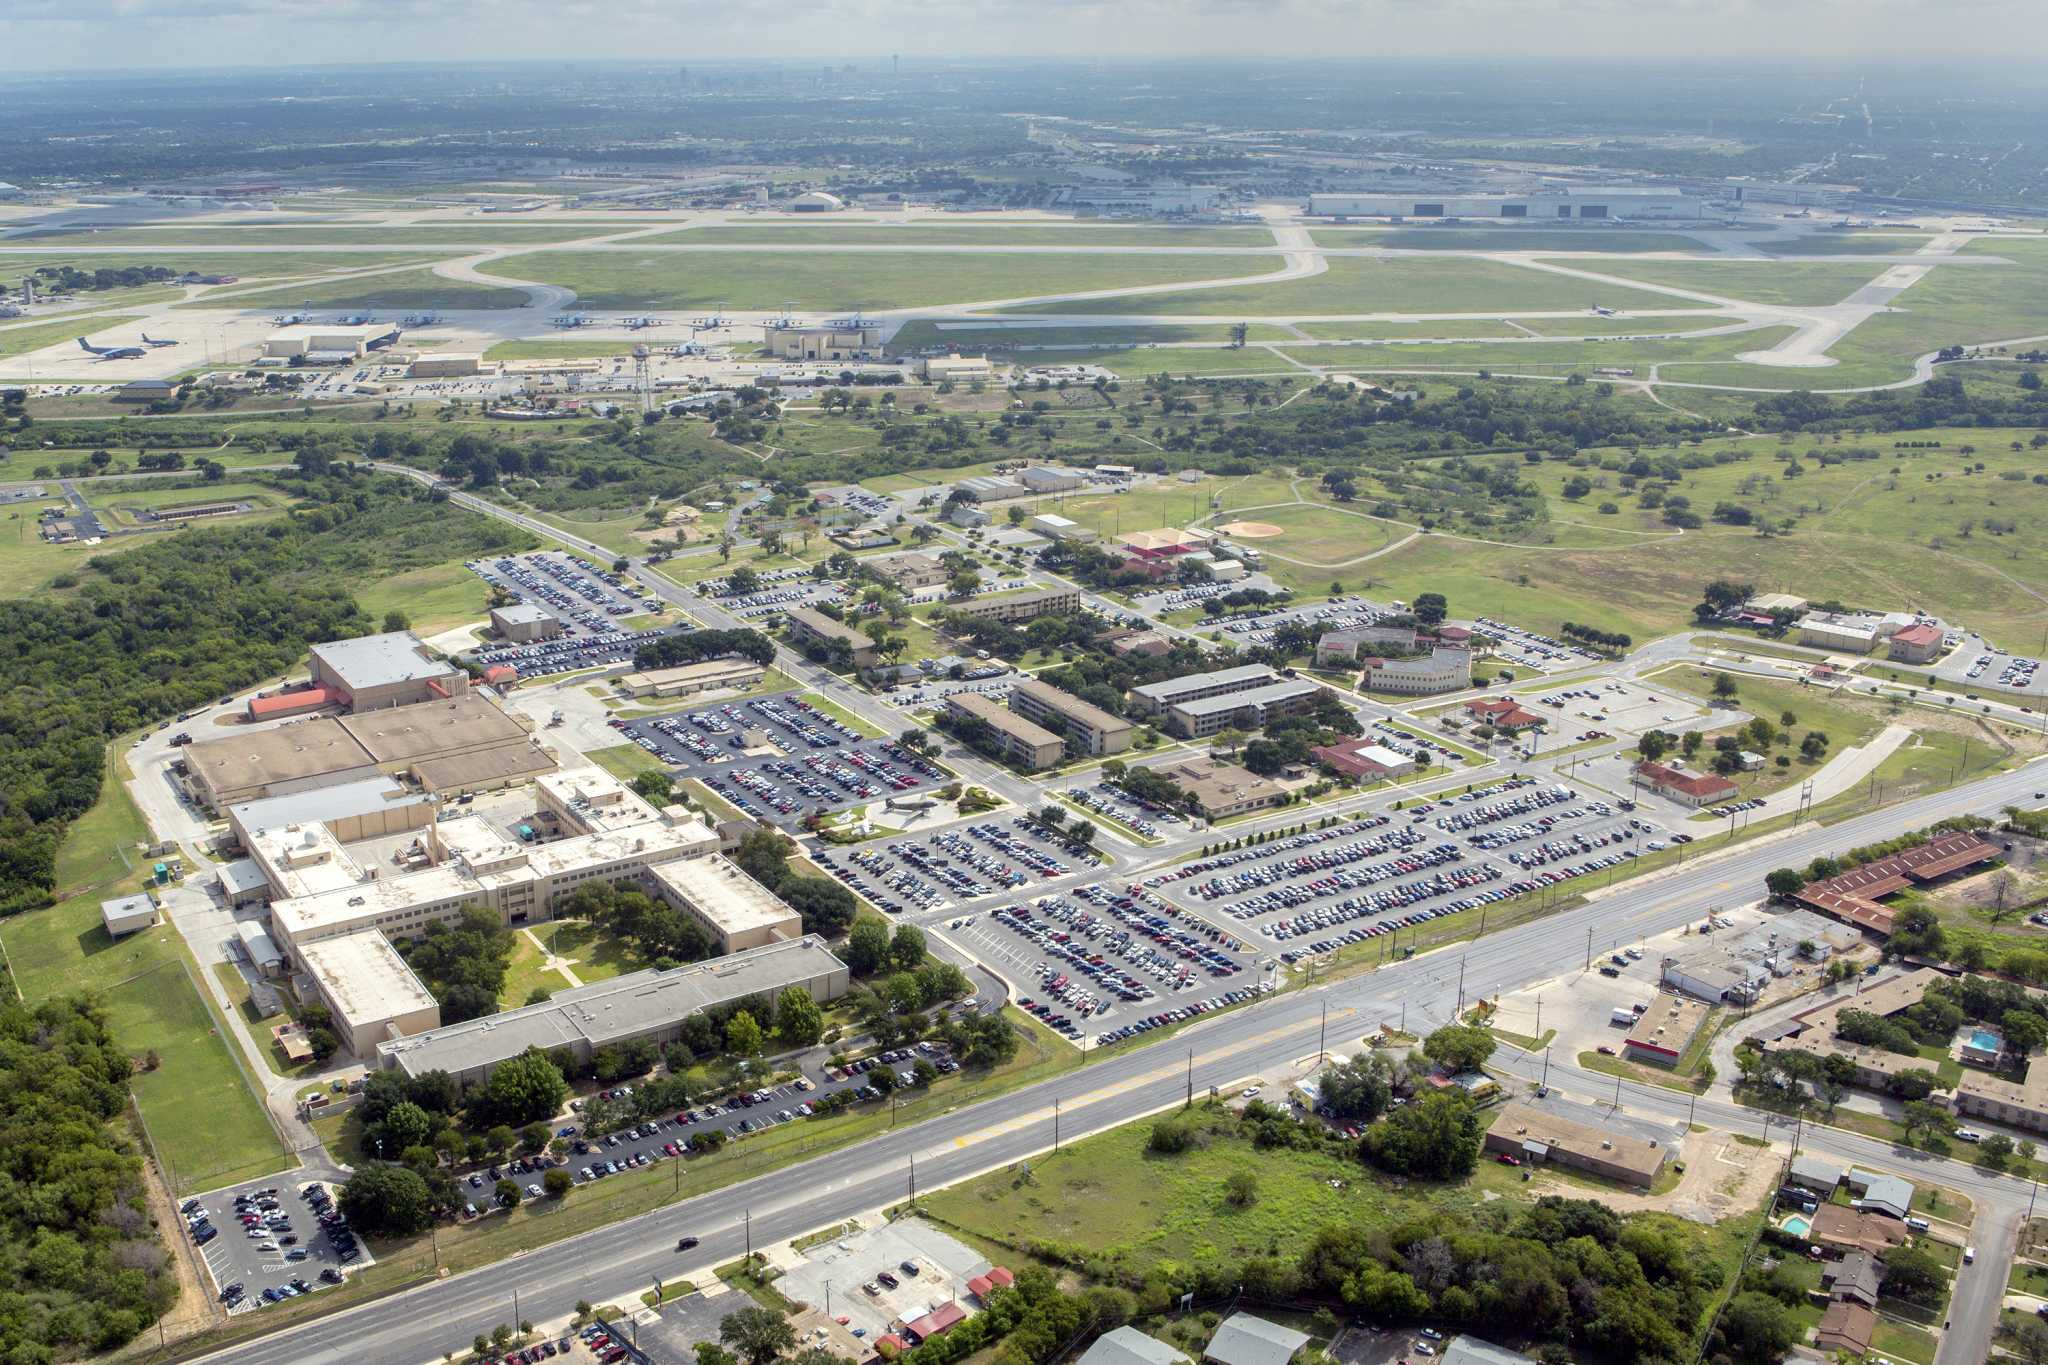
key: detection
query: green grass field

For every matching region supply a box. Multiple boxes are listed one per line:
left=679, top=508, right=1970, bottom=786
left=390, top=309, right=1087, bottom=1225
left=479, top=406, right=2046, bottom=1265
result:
left=1, top=312, right=148, bottom=356
left=1537, top=258, right=1901, bottom=306
left=480, top=250, right=1279, bottom=310
left=1758, top=235, right=1934, bottom=256
left=1310, top=229, right=1715, bottom=253
left=0, top=249, right=434, bottom=281
left=1025, top=472, right=1301, bottom=541
left=644, top=225, right=1277, bottom=247
left=1272, top=326, right=1797, bottom=376
left=181, top=266, right=533, bottom=312
left=18, top=225, right=621, bottom=246
left=1295, top=319, right=1530, bottom=340
left=353, top=561, right=492, bottom=635
left=1018, top=256, right=1685, bottom=317
left=1212, top=500, right=1405, bottom=564
left=0, top=757, right=288, bottom=1194
left=92, top=481, right=278, bottom=528
left=1073, top=345, right=1305, bottom=377
left=884, top=321, right=1293, bottom=350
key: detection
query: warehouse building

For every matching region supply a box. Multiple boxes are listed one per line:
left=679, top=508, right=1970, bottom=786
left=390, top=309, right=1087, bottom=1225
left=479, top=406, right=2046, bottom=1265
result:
left=407, top=353, right=483, bottom=378
left=613, top=658, right=767, bottom=700
left=1054, top=184, right=1223, bottom=216
left=646, top=854, right=803, bottom=954
left=309, top=630, right=469, bottom=712
left=1798, top=613, right=1885, bottom=654
left=1483, top=1102, right=1665, bottom=1188
left=945, top=691, right=1066, bottom=770
left=263, top=324, right=389, bottom=359
left=376, top=935, right=850, bottom=1086
left=1790, top=833, right=1998, bottom=935
left=490, top=602, right=562, bottom=643
left=786, top=606, right=880, bottom=668
left=919, top=355, right=992, bottom=382
left=1026, top=513, right=1094, bottom=541
left=1010, top=678, right=1134, bottom=757
left=945, top=586, right=1085, bottom=625
left=764, top=320, right=879, bottom=360
left=1019, top=466, right=1086, bottom=494
left=1164, top=677, right=1326, bottom=739
left=1307, top=186, right=1702, bottom=221
left=1622, top=994, right=1711, bottom=1067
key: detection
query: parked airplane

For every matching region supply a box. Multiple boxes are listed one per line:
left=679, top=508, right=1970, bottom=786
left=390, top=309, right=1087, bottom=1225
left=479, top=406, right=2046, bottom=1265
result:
left=77, top=336, right=147, bottom=360
left=139, top=333, right=179, bottom=348
left=624, top=316, right=664, bottom=330
left=402, top=313, right=443, bottom=326
left=272, top=312, right=310, bottom=325
left=549, top=313, right=591, bottom=328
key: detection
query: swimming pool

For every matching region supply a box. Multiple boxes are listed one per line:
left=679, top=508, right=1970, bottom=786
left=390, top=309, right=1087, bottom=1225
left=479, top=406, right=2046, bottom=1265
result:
left=1781, top=1214, right=1812, bottom=1238
left=1972, top=1028, right=2003, bottom=1053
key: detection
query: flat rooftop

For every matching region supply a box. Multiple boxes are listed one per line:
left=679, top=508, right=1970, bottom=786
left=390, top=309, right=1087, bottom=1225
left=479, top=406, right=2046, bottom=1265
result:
left=1168, top=678, right=1323, bottom=718
left=948, top=691, right=1062, bottom=747
left=185, top=718, right=376, bottom=795
left=1131, top=664, right=1275, bottom=704
left=228, top=774, right=428, bottom=839
left=378, top=935, right=847, bottom=1077
left=248, top=820, right=370, bottom=900
left=648, top=854, right=800, bottom=935
left=617, top=658, right=764, bottom=691
left=299, top=928, right=438, bottom=1025
left=537, top=766, right=666, bottom=834
left=271, top=863, right=478, bottom=942
left=338, top=695, right=530, bottom=765
left=1012, top=678, right=1132, bottom=735
left=493, top=602, right=553, bottom=625
left=312, top=630, right=460, bottom=690
left=1491, top=1101, right=1664, bottom=1183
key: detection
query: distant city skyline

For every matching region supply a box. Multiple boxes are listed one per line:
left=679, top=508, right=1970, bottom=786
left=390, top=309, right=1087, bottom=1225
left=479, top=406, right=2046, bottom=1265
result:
left=2, top=0, right=2043, bottom=73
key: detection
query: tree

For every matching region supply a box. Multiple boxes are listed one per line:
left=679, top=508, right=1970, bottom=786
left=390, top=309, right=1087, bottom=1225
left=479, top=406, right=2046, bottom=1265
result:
left=631, top=769, right=675, bottom=805
left=1318, top=1052, right=1393, bottom=1121
left=844, top=918, right=890, bottom=976
left=1977, top=1133, right=2017, bottom=1170
left=339, top=1164, right=435, bottom=1237
left=726, top=1010, right=764, bottom=1058
left=1223, top=1170, right=1259, bottom=1207
left=1878, top=1244, right=1949, bottom=1306
left=1764, top=867, right=1806, bottom=897
left=888, top=924, right=927, bottom=971
left=1637, top=730, right=1672, bottom=763
left=721, top=1306, right=797, bottom=1365
left=382, top=609, right=410, bottom=632
left=1360, top=1092, right=1483, bottom=1179
left=1711, top=672, right=1739, bottom=700
left=1716, top=1291, right=1798, bottom=1365
left=1422, top=1023, right=1497, bottom=1072
left=1413, top=593, right=1448, bottom=626
left=775, top=987, right=824, bottom=1047
left=495, top=1178, right=521, bottom=1208
left=777, top=877, right=857, bottom=937
left=482, top=1048, right=569, bottom=1127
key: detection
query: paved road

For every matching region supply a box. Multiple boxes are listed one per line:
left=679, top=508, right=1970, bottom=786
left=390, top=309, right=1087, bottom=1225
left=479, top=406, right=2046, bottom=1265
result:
left=200, top=753, right=2048, bottom=1365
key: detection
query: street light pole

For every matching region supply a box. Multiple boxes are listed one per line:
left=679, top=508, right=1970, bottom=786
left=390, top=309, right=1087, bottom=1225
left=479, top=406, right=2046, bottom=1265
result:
left=1054, top=1097, right=1061, bottom=1153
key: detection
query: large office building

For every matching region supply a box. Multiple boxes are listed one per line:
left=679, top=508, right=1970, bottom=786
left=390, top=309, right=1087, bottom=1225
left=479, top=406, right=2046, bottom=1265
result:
left=1129, top=664, right=1279, bottom=717
left=645, top=854, right=803, bottom=954
left=945, top=586, right=1084, bottom=625
left=1163, top=677, right=1326, bottom=739
left=1009, top=678, right=1133, bottom=757
left=1307, top=186, right=1702, bottom=221
left=376, top=935, right=850, bottom=1086
left=945, top=692, right=1066, bottom=770
left=296, top=930, right=442, bottom=1056
left=309, top=630, right=470, bottom=712
left=868, top=552, right=949, bottom=591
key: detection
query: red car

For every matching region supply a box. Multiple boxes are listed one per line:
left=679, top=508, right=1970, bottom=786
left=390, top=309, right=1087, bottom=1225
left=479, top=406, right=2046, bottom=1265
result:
left=1496, top=1153, right=1520, bottom=1167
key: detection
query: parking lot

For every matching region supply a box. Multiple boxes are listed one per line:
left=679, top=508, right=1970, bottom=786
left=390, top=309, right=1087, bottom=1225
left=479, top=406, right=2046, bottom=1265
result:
left=1138, top=776, right=1674, bottom=965
left=1471, top=616, right=1604, bottom=672
left=462, top=550, right=687, bottom=678
left=776, top=1218, right=996, bottom=1342
left=616, top=691, right=948, bottom=828
left=1520, top=678, right=1710, bottom=742
left=809, top=816, right=1089, bottom=914
left=181, top=1174, right=368, bottom=1315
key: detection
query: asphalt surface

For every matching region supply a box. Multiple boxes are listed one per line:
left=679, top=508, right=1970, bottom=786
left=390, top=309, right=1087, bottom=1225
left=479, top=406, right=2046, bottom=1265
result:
left=201, top=756, right=2048, bottom=1365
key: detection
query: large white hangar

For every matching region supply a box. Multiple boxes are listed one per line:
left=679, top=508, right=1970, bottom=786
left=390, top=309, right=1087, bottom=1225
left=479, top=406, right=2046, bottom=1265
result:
left=1308, top=186, right=1703, bottom=221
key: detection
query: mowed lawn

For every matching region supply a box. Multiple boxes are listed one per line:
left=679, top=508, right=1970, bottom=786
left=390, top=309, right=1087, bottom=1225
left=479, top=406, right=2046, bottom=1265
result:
left=479, top=250, right=1279, bottom=310
left=1216, top=500, right=1405, bottom=564
left=181, top=266, right=532, bottom=312
left=2, top=312, right=147, bottom=357
left=1273, top=326, right=1796, bottom=375
left=0, top=249, right=433, bottom=281
left=1537, top=257, right=1900, bottom=307
left=1018, top=256, right=1682, bottom=317
left=1035, top=472, right=1302, bottom=541
left=1310, top=229, right=1716, bottom=253
left=353, top=561, right=492, bottom=635
left=0, top=758, right=287, bottom=1194
left=18, top=225, right=624, bottom=246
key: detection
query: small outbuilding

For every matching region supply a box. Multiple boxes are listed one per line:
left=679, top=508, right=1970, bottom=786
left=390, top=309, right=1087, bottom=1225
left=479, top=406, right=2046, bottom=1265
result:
left=100, top=894, right=157, bottom=938
left=1204, top=1314, right=1309, bottom=1365
left=1078, top=1327, right=1192, bottom=1365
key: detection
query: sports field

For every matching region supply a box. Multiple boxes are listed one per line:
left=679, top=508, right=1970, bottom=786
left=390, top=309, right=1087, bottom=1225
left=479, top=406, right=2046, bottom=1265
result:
left=1016, top=256, right=1683, bottom=316
left=479, top=249, right=1279, bottom=310
left=1207, top=499, right=1405, bottom=563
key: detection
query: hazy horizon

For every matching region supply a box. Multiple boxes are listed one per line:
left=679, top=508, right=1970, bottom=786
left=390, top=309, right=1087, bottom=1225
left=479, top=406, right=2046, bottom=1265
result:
left=3, top=1, right=2045, bottom=74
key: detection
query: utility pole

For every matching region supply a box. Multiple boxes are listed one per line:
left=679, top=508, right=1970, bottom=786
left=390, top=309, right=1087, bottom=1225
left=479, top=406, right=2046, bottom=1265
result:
left=1185, top=1048, right=1194, bottom=1109
left=1540, top=1046, right=1551, bottom=1091
left=1318, top=1001, right=1327, bottom=1065
left=1687, top=1087, right=1699, bottom=1128
left=1054, top=1097, right=1061, bottom=1152
left=908, top=1156, right=917, bottom=1210
left=513, top=1288, right=520, bottom=1339
left=1585, top=925, right=1593, bottom=971
left=1613, top=1074, right=1622, bottom=1109
left=744, top=1208, right=753, bottom=1264
left=1456, top=956, right=1467, bottom=1015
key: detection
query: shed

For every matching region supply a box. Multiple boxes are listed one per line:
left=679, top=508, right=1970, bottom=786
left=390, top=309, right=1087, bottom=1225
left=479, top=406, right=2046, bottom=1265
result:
left=100, top=894, right=157, bottom=938
left=1204, top=1314, right=1309, bottom=1365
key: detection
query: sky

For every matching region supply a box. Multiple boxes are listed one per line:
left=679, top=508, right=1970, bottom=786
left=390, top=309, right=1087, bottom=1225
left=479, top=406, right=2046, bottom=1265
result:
left=3, top=0, right=2045, bottom=72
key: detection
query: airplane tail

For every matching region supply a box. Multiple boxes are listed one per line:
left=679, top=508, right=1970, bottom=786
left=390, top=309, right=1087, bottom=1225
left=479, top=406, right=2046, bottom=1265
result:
left=77, top=337, right=99, bottom=353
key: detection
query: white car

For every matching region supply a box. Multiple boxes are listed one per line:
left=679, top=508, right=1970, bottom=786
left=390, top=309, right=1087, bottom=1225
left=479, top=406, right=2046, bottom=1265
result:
left=1954, top=1127, right=1983, bottom=1143
left=1241, top=1087, right=1260, bottom=1099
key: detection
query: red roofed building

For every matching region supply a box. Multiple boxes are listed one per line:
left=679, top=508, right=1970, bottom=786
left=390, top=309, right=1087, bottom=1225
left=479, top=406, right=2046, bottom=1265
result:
left=246, top=684, right=341, bottom=720
left=1791, top=831, right=1999, bottom=936
left=904, top=1303, right=968, bottom=1344
left=1631, top=761, right=1739, bottom=808
left=1463, top=697, right=1544, bottom=733
left=483, top=664, right=520, bottom=686
left=985, top=1267, right=1014, bottom=1289
left=1887, top=622, right=1944, bottom=664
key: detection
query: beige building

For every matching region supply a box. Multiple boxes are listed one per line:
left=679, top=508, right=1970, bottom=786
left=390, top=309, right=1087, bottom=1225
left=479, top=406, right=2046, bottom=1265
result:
left=919, top=355, right=992, bottom=382
left=408, top=353, right=483, bottom=378
left=765, top=322, right=881, bottom=361
left=1010, top=678, right=1133, bottom=757
left=647, top=854, right=803, bottom=954
left=1799, top=613, right=1883, bottom=654
left=1164, top=678, right=1326, bottom=739
left=1484, top=1102, right=1665, bottom=1188
left=309, top=631, right=469, bottom=712
left=1955, top=1061, right=2048, bottom=1133
left=297, top=929, right=442, bottom=1056
left=786, top=606, right=880, bottom=668
left=490, top=602, right=562, bottom=643
left=99, top=894, right=157, bottom=938
left=614, top=658, right=767, bottom=699
left=945, top=586, right=1085, bottom=625
left=1363, top=646, right=1472, bottom=696
left=946, top=692, right=1066, bottom=770
left=869, top=552, right=950, bottom=591
left=227, top=776, right=434, bottom=857
left=1151, top=756, right=1287, bottom=819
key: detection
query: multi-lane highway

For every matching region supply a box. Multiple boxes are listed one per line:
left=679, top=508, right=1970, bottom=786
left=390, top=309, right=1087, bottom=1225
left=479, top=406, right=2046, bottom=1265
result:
left=201, top=752, right=2047, bottom=1365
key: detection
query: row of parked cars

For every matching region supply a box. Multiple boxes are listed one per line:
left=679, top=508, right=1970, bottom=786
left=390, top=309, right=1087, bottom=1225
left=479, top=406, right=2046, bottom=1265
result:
left=1093, top=985, right=1275, bottom=1046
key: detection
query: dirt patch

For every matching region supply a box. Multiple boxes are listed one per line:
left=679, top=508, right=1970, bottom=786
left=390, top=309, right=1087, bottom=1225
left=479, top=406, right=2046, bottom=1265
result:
left=1523, top=1135, right=1780, bottom=1225
left=1217, top=520, right=1284, bottom=538
left=136, top=1133, right=224, bottom=1343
